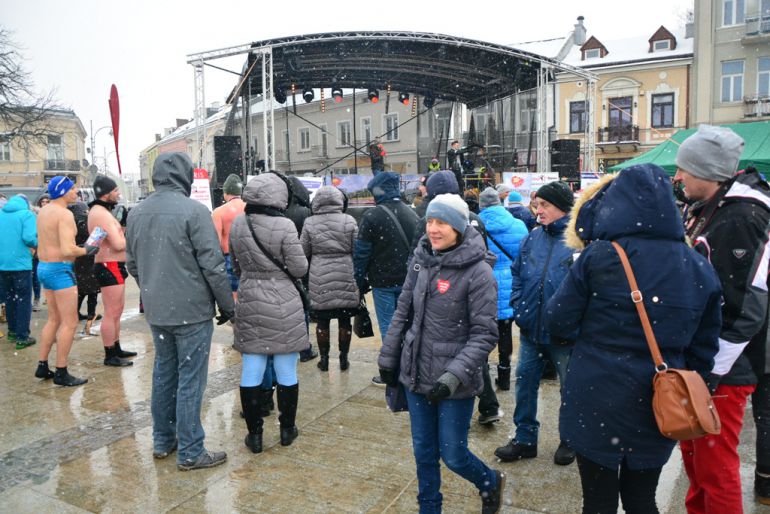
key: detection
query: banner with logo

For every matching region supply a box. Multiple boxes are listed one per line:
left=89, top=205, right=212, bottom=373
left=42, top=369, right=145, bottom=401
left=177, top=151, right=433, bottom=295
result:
left=191, top=168, right=213, bottom=211
left=501, top=172, right=559, bottom=205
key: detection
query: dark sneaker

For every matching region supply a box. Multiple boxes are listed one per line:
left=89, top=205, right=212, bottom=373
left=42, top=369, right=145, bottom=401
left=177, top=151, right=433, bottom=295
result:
left=371, top=375, right=386, bottom=387
left=481, top=470, right=506, bottom=514
left=177, top=450, right=227, bottom=471
left=299, top=346, right=319, bottom=362
left=553, top=441, right=576, bottom=466
left=15, top=336, right=36, bottom=350
left=478, top=410, right=503, bottom=426
left=53, top=368, right=88, bottom=387
left=7, top=331, right=17, bottom=342
left=153, top=440, right=177, bottom=459
left=756, top=471, right=770, bottom=505
left=494, top=440, right=537, bottom=462
left=35, top=361, right=55, bottom=380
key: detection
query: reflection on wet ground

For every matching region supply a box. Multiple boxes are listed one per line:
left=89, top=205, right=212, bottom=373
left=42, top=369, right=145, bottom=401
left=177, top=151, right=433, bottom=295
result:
left=0, top=281, right=764, bottom=512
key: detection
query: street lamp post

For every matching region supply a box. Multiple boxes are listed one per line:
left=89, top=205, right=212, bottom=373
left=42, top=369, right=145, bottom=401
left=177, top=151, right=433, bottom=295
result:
left=89, top=120, right=112, bottom=181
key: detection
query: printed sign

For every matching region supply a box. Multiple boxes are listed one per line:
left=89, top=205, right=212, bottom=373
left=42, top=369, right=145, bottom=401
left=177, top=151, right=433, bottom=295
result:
left=501, top=172, right=559, bottom=205
left=580, top=171, right=604, bottom=192
left=191, top=168, right=213, bottom=211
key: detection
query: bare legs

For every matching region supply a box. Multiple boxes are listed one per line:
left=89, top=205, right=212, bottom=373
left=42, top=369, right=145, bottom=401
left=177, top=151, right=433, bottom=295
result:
left=38, top=286, right=79, bottom=368
left=100, top=284, right=125, bottom=347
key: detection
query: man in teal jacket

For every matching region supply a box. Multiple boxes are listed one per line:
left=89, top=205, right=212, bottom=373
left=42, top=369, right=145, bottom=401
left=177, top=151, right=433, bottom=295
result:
left=0, top=194, right=38, bottom=348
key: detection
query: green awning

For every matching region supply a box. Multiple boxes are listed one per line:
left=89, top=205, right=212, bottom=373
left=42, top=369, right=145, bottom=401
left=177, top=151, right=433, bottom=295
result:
left=607, top=121, right=770, bottom=175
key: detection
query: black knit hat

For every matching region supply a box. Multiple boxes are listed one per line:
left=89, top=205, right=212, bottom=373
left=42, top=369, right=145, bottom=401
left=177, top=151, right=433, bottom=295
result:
left=93, top=175, right=118, bottom=198
left=535, top=181, right=574, bottom=213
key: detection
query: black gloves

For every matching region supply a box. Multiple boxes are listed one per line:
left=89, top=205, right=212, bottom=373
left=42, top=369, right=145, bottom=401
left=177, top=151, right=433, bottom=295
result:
left=426, top=382, right=451, bottom=404
left=379, top=368, right=399, bottom=387
left=705, top=373, right=721, bottom=395
left=79, top=243, right=99, bottom=256
left=216, top=309, right=234, bottom=325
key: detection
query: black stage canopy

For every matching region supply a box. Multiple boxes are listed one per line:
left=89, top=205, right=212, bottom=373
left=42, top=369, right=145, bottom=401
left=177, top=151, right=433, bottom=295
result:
left=239, top=31, right=566, bottom=108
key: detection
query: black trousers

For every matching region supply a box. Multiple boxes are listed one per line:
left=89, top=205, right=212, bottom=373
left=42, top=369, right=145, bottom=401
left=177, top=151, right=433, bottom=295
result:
left=576, top=454, right=662, bottom=514
left=754, top=374, right=770, bottom=475
left=497, top=319, right=513, bottom=367
left=315, top=317, right=352, bottom=331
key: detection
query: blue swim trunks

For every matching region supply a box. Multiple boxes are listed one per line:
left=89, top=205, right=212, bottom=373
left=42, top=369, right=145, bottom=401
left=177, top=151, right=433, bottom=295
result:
left=37, top=261, right=77, bottom=291
left=224, top=254, right=239, bottom=292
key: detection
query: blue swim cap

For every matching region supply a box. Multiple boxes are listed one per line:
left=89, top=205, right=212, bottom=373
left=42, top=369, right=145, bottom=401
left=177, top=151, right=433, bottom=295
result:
left=48, top=176, right=74, bottom=200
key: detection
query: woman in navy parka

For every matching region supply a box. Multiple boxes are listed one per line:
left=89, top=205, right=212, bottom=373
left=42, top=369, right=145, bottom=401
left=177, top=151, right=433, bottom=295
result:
left=545, top=164, right=722, bottom=513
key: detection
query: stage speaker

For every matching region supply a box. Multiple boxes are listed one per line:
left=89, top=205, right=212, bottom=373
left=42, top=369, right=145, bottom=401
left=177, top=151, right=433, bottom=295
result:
left=553, top=163, right=580, bottom=180
left=551, top=139, right=580, bottom=180
left=214, top=135, right=243, bottom=185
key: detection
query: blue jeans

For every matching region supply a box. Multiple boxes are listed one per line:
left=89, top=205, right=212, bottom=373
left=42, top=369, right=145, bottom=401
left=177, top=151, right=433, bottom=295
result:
left=0, top=270, right=32, bottom=339
left=241, top=353, right=298, bottom=387
left=372, top=286, right=402, bottom=338
left=406, top=390, right=497, bottom=513
left=149, top=320, right=214, bottom=464
left=513, top=334, right=572, bottom=445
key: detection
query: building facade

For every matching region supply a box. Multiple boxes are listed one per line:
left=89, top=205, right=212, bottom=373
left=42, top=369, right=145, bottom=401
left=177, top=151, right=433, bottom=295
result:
left=0, top=108, right=88, bottom=187
left=691, top=0, right=770, bottom=124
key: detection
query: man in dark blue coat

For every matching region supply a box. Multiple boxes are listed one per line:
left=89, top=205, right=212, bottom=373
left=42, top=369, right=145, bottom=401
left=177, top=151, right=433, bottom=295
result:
left=494, top=180, right=577, bottom=466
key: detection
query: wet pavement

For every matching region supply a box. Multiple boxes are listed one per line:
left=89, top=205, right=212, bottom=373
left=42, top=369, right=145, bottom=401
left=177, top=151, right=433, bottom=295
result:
left=0, top=281, right=766, bottom=513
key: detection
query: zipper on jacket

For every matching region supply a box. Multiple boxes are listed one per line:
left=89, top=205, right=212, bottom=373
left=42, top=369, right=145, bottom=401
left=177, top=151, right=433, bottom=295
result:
left=534, top=236, right=555, bottom=345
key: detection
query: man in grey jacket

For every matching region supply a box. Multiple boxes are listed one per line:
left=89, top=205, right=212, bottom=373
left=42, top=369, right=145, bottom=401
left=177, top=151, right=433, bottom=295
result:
left=126, top=152, right=235, bottom=471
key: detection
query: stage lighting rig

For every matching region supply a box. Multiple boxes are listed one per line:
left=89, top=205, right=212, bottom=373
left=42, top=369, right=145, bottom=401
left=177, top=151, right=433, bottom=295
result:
left=331, top=87, right=343, bottom=103
left=399, top=92, right=410, bottom=106
left=424, top=94, right=435, bottom=109
left=368, top=89, right=379, bottom=103
left=303, top=88, right=314, bottom=103
left=274, top=87, right=287, bottom=104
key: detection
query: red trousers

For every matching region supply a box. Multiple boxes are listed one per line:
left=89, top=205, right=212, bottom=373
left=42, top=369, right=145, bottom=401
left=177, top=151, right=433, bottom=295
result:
left=680, top=383, right=756, bottom=514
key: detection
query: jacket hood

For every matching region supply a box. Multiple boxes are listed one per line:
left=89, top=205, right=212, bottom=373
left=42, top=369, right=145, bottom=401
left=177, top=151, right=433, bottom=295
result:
left=152, top=152, right=194, bottom=196
left=243, top=173, right=289, bottom=209
left=568, top=163, right=684, bottom=250
left=414, top=225, right=488, bottom=269
left=480, top=205, right=516, bottom=234
left=311, top=185, right=344, bottom=214
left=367, top=172, right=401, bottom=204
left=2, top=195, right=30, bottom=213
left=288, top=176, right=311, bottom=208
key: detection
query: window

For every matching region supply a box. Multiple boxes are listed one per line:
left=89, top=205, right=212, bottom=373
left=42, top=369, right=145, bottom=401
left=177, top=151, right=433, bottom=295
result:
left=651, top=93, right=675, bottom=128
left=584, top=48, right=600, bottom=59
left=47, top=135, right=64, bottom=161
left=298, top=128, right=310, bottom=151
left=607, top=96, right=633, bottom=140
left=759, top=57, right=770, bottom=97
left=721, top=60, right=745, bottom=102
left=337, top=121, right=351, bottom=147
left=0, top=135, right=10, bottom=161
left=361, top=117, right=372, bottom=144
left=383, top=113, right=399, bottom=141
left=723, top=0, right=745, bottom=26
left=569, top=101, right=587, bottom=133
left=653, top=40, right=671, bottom=51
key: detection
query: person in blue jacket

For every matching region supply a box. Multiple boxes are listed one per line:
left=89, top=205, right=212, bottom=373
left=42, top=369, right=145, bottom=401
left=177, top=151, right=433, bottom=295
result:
left=506, top=191, right=536, bottom=231
left=545, top=164, right=722, bottom=514
left=494, top=180, right=577, bottom=466
left=478, top=188, right=528, bottom=392
left=0, top=194, right=38, bottom=348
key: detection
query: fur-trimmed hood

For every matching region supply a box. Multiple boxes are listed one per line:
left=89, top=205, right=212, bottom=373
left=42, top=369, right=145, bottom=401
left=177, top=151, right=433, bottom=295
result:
left=565, top=163, right=684, bottom=250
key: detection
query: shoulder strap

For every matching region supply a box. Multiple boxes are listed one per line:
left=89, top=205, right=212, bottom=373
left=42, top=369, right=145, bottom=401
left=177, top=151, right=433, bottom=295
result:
left=244, top=215, right=296, bottom=282
left=487, top=232, right=515, bottom=261
left=379, top=204, right=410, bottom=250
left=611, top=241, right=666, bottom=370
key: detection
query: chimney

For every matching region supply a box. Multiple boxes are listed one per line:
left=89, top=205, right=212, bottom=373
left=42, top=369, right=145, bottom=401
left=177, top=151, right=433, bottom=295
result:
left=155, top=133, right=161, bottom=142
left=685, top=11, right=694, bottom=38
left=175, top=118, right=189, bottom=128
left=574, top=16, right=587, bottom=46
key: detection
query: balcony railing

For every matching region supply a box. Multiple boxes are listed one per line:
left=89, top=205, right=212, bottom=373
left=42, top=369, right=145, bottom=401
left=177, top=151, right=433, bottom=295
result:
left=597, top=125, right=640, bottom=144
left=743, top=96, right=770, bottom=117
left=746, top=13, right=770, bottom=36
left=46, top=159, right=67, bottom=170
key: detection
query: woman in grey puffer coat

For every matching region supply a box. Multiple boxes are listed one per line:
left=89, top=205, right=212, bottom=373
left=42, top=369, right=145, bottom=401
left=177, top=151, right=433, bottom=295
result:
left=377, top=194, right=505, bottom=513
left=300, top=186, right=361, bottom=372
left=229, top=172, right=309, bottom=454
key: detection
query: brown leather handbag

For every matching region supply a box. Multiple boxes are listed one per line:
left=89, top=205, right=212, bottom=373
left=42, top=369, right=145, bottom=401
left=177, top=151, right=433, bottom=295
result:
left=612, top=241, right=721, bottom=441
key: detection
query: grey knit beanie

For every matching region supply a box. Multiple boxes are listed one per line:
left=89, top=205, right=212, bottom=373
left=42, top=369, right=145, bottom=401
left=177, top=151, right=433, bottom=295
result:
left=426, top=193, right=469, bottom=235
left=675, top=125, right=745, bottom=182
left=222, top=174, right=243, bottom=196
left=479, top=187, right=500, bottom=209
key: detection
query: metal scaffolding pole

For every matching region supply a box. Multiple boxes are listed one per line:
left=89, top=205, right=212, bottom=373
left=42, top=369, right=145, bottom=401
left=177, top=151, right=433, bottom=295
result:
left=584, top=78, right=597, bottom=171
left=536, top=66, right=550, bottom=174
left=193, top=60, right=205, bottom=168
left=260, top=48, right=275, bottom=172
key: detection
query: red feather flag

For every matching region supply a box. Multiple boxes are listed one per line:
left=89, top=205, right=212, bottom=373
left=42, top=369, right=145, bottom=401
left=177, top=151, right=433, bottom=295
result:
left=108, top=84, right=122, bottom=176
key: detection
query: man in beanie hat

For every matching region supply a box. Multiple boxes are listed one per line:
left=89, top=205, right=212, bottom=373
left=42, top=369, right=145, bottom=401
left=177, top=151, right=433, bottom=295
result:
left=479, top=187, right=501, bottom=210
left=353, top=172, right=419, bottom=385
left=212, top=174, right=246, bottom=301
left=36, top=176, right=99, bottom=386
left=88, top=175, right=135, bottom=367
left=674, top=125, right=770, bottom=510
left=495, top=183, right=512, bottom=206
left=495, top=179, right=577, bottom=466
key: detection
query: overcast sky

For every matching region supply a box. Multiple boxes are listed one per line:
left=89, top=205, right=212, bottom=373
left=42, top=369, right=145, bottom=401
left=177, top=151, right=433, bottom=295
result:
left=4, top=0, right=693, bottom=180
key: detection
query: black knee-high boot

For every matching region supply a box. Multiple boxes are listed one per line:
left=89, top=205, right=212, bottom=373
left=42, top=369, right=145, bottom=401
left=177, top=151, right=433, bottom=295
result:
left=316, top=326, right=330, bottom=372
left=240, top=386, right=264, bottom=453
left=277, top=383, right=299, bottom=446
left=338, top=326, right=351, bottom=371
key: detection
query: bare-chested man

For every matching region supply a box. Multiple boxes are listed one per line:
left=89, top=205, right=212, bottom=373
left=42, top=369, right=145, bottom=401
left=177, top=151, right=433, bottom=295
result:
left=212, top=174, right=245, bottom=300
left=35, top=176, right=99, bottom=386
left=88, top=175, right=134, bottom=367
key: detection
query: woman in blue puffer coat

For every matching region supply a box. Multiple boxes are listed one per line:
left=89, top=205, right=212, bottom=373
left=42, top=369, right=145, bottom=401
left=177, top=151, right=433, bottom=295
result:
left=478, top=187, right=528, bottom=391
left=545, top=164, right=722, bottom=513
